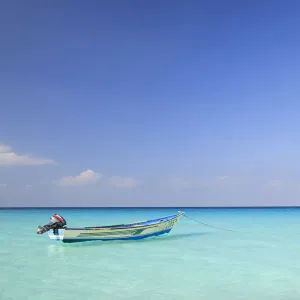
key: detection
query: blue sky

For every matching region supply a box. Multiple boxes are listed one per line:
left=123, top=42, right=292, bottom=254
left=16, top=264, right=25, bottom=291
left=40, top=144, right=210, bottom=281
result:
left=1, top=1, right=300, bottom=207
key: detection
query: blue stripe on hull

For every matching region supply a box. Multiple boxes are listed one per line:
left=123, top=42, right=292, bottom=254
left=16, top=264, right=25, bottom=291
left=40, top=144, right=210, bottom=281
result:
left=62, top=228, right=172, bottom=243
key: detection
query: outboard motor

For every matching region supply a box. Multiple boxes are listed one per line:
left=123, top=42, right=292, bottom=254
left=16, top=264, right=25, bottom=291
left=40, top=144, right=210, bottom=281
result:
left=36, top=214, right=67, bottom=235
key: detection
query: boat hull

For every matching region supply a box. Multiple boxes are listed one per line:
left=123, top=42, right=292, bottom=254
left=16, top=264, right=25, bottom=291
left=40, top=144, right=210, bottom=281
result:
left=48, top=211, right=184, bottom=243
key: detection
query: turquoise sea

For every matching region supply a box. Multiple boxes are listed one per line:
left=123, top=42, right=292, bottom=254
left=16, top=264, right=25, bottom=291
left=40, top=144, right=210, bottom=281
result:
left=1, top=207, right=300, bottom=300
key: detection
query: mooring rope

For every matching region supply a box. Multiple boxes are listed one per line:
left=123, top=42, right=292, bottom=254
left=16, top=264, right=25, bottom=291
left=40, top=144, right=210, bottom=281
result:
left=183, top=214, right=238, bottom=232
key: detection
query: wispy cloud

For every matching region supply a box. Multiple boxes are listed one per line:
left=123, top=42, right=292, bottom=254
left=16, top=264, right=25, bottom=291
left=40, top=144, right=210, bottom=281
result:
left=265, top=179, right=300, bottom=189
left=265, top=179, right=282, bottom=188
left=167, top=177, right=194, bottom=188
left=108, top=176, right=139, bottom=189
left=0, top=144, right=56, bottom=166
left=56, top=169, right=103, bottom=186
left=55, top=169, right=139, bottom=189
left=0, top=183, right=8, bottom=188
left=168, top=175, right=233, bottom=188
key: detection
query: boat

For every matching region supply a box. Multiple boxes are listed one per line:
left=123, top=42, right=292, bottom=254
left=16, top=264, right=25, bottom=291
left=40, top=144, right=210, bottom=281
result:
left=36, top=211, right=184, bottom=243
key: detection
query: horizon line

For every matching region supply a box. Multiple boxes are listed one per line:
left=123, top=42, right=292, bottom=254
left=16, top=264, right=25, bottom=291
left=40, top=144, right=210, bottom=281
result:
left=1, top=205, right=300, bottom=209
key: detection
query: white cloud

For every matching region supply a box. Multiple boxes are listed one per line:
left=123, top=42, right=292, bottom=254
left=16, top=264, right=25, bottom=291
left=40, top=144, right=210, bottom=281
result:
left=216, top=176, right=229, bottom=180
left=0, top=145, right=12, bottom=153
left=108, top=176, right=139, bottom=188
left=0, top=144, right=56, bottom=166
left=56, top=169, right=103, bottom=186
left=25, top=184, right=33, bottom=189
left=0, top=183, right=8, bottom=188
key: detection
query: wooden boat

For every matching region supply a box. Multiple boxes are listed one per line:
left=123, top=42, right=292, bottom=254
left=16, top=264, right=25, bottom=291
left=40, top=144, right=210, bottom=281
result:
left=36, top=211, right=184, bottom=243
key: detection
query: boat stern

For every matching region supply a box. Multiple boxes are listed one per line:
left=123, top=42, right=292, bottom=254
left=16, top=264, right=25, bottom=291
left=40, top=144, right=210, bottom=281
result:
left=48, top=229, right=65, bottom=241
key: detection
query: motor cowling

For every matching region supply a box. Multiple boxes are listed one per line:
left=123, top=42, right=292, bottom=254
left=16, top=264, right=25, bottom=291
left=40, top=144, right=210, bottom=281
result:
left=36, top=214, right=67, bottom=235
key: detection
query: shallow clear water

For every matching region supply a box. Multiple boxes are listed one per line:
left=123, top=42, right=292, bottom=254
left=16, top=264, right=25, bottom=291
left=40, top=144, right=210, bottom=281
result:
left=1, top=207, right=300, bottom=300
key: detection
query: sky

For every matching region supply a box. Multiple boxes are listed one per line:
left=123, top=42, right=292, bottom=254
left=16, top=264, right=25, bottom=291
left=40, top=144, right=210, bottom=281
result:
left=1, top=0, right=300, bottom=207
